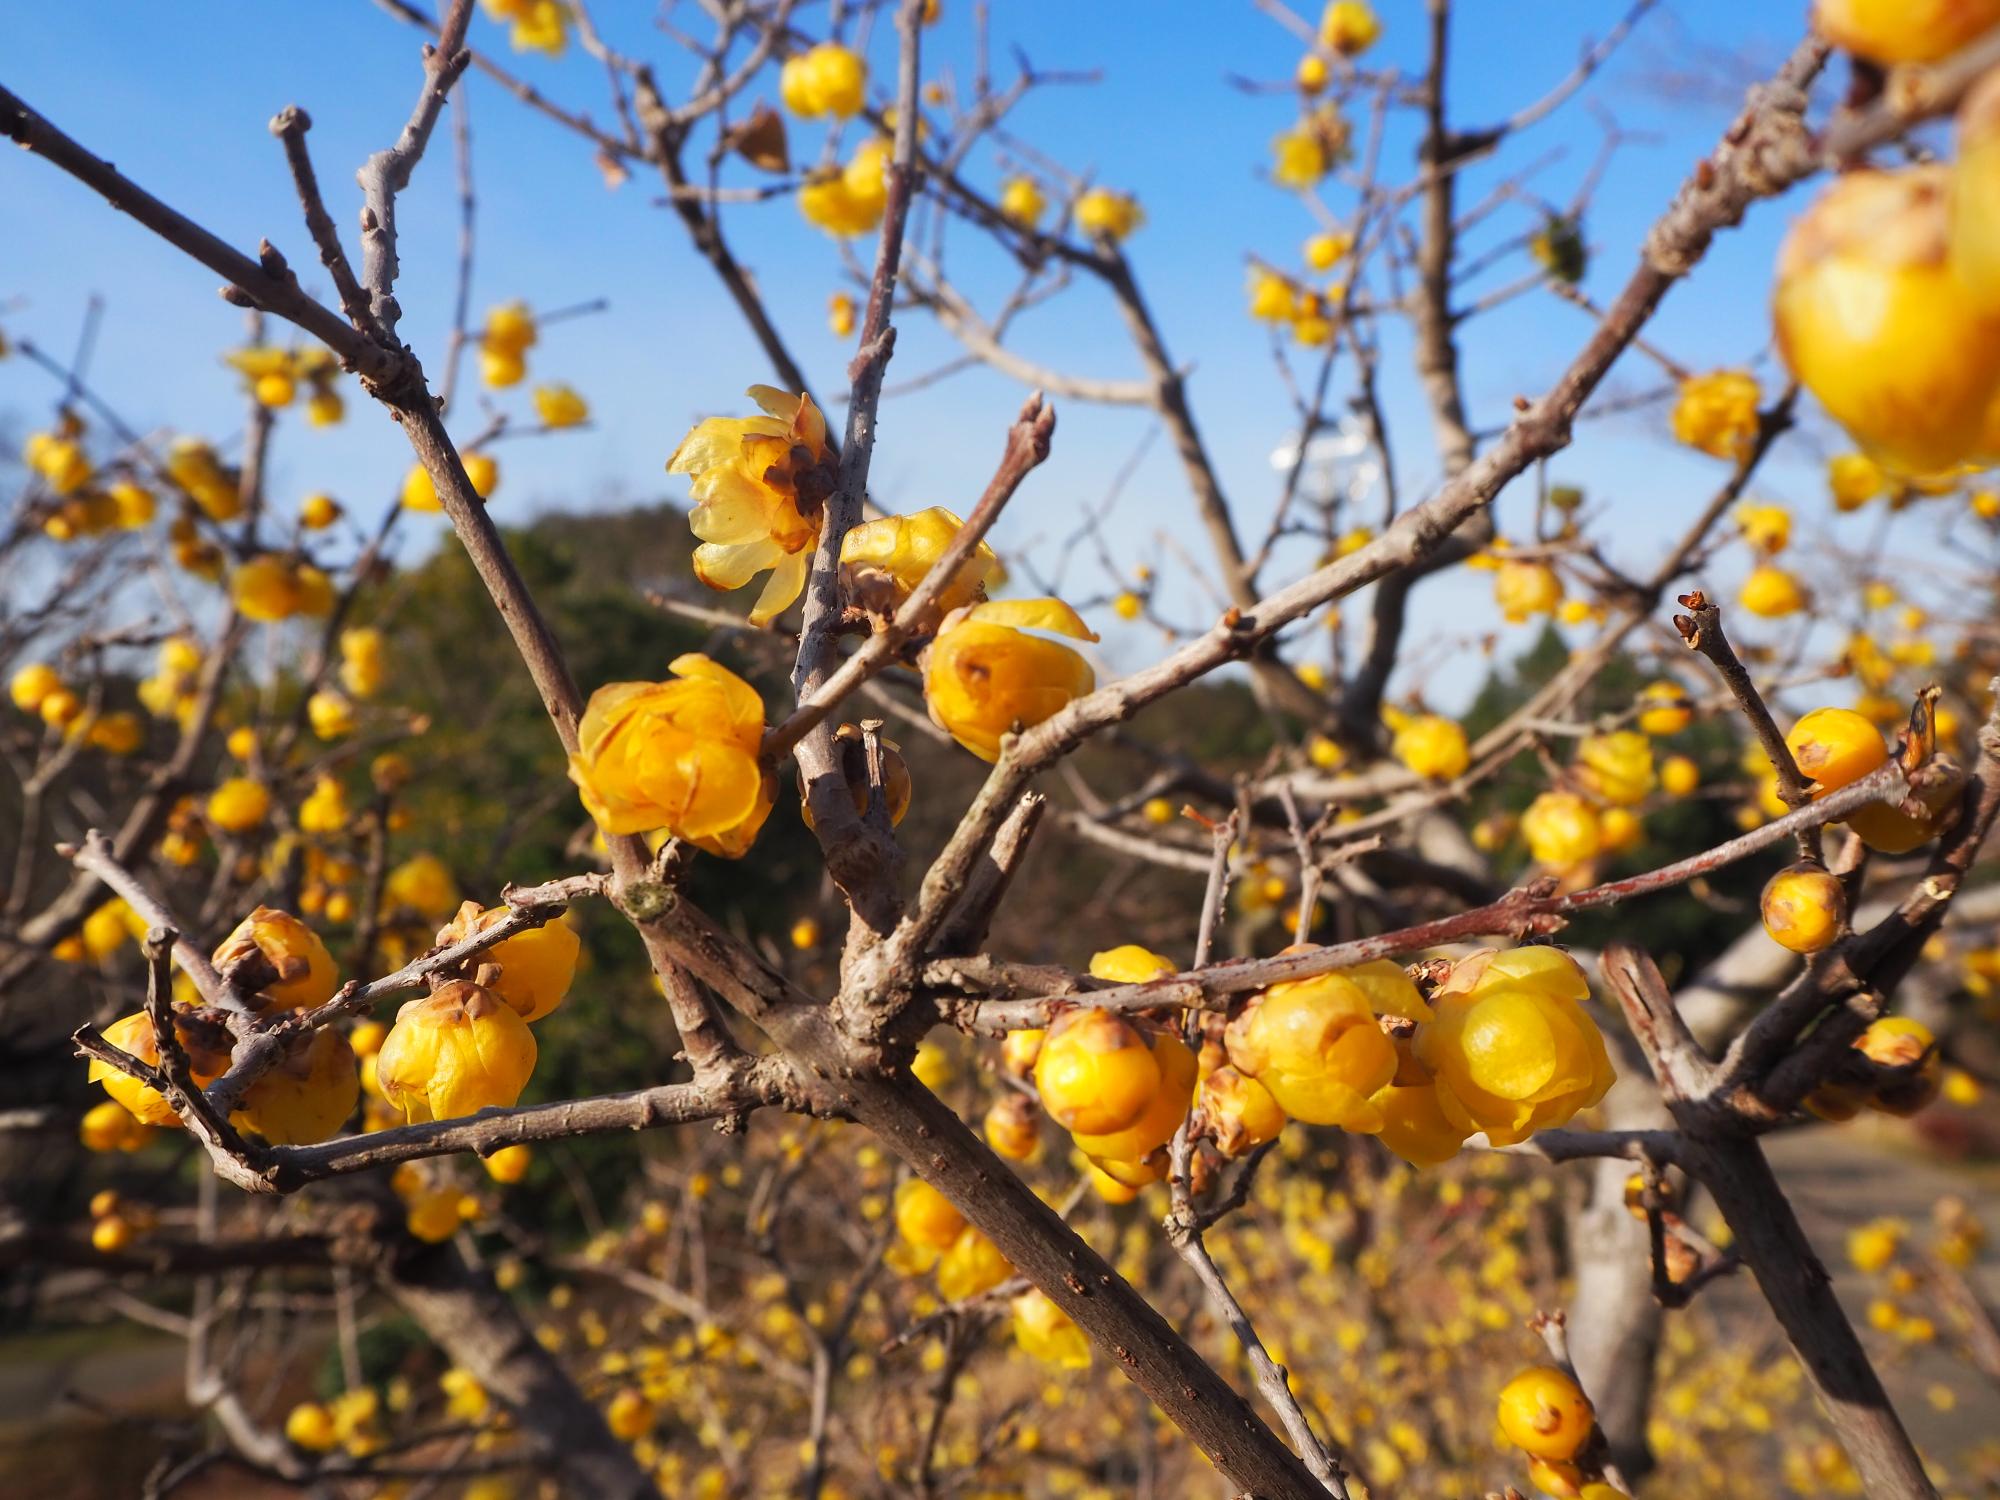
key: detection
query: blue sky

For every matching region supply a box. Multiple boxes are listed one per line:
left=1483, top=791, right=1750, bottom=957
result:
left=1, top=1, right=1897, bottom=703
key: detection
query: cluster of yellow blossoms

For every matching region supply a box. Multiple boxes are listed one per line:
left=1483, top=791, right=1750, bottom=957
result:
left=799, top=136, right=893, bottom=237
left=1517, top=730, right=1658, bottom=870
left=1247, top=230, right=1354, bottom=346
left=780, top=42, right=867, bottom=119
left=1496, top=1365, right=1614, bottom=1499
left=1008, top=943, right=1613, bottom=1197
left=8, top=659, right=143, bottom=753
left=223, top=342, right=344, bottom=422
left=230, top=551, right=335, bottom=623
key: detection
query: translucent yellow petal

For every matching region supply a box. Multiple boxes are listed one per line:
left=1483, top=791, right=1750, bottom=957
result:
left=965, top=597, right=1100, bottom=642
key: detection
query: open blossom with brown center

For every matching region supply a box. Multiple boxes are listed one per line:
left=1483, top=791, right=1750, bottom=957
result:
left=669, top=387, right=836, bottom=625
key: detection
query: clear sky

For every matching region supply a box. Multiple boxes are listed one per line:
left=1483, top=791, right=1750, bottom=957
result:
left=1, top=1, right=1897, bottom=704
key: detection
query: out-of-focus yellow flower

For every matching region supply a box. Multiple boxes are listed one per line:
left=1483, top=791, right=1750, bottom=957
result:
left=165, top=438, right=242, bottom=521
left=569, top=654, right=773, bottom=857
left=1249, top=269, right=1297, bottom=322
left=840, top=506, right=1001, bottom=616
left=924, top=598, right=1096, bottom=762
left=1414, top=947, right=1615, bottom=1146
left=1636, top=679, right=1693, bottom=736
left=11, top=663, right=63, bottom=713
left=86, top=710, right=145, bottom=755
left=1660, top=754, right=1699, bottom=797
left=1000, top=175, right=1046, bottom=228
left=1738, top=563, right=1806, bottom=618
left=1828, top=452, right=1886, bottom=511
left=1776, top=167, right=2000, bottom=475
left=230, top=556, right=335, bottom=623
left=1576, top=730, right=1654, bottom=806
left=484, top=1142, right=532, bottom=1184
left=984, top=1094, right=1041, bottom=1161
left=1736, top=502, right=1792, bottom=553
left=339, top=627, right=385, bottom=699
left=299, top=775, right=348, bottom=835
left=481, top=0, right=570, bottom=55
left=375, top=979, right=537, bottom=1122
left=779, top=42, right=867, bottom=119
left=1304, top=229, right=1353, bottom=271
left=1074, top=187, right=1143, bottom=242
left=298, top=492, right=341, bottom=530
left=109, top=480, right=155, bottom=528
left=25, top=429, right=95, bottom=494
left=1391, top=714, right=1468, bottom=780
left=1493, top=559, right=1563, bottom=622
left=827, top=292, right=857, bottom=338
left=1815, top=0, right=2000, bottom=67
left=384, top=852, right=461, bottom=921
left=1271, top=124, right=1331, bottom=189
left=435, top=901, right=580, bottom=1022
left=1671, top=370, right=1760, bottom=462
left=214, top=906, right=337, bottom=1009
left=1319, top=0, right=1381, bottom=55
left=936, top=1226, right=1012, bottom=1300
left=798, top=137, right=892, bottom=236
left=1013, top=1288, right=1090, bottom=1369
left=532, top=384, right=589, bottom=428
left=208, top=777, right=271, bottom=833
left=307, top=689, right=355, bottom=741
left=1521, top=791, right=1602, bottom=868
left=894, top=1178, right=965, bottom=1251
left=234, top=1027, right=359, bottom=1145
left=286, top=1402, right=339, bottom=1451
left=1035, top=1007, right=1172, bottom=1139
left=1296, top=52, right=1329, bottom=92
left=671, top=387, right=834, bottom=624
left=1372, top=1078, right=1468, bottom=1167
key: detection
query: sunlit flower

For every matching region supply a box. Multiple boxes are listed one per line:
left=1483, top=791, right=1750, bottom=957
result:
left=569, top=654, right=774, bottom=858
left=839, top=506, right=1001, bottom=616
left=1670, top=370, right=1760, bottom=462
left=375, top=979, right=537, bottom=1122
left=670, top=387, right=835, bottom=624
left=923, top=598, right=1097, bottom=761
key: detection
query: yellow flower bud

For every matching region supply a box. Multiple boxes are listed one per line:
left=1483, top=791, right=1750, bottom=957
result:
left=385, top=852, right=460, bottom=920
left=484, top=1142, right=533, bottom=1184
left=1496, top=1366, right=1595, bottom=1461
left=1391, top=713, right=1468, bottom=780
left=10, top=662, right=63, bottom=713
left=984, top=1095, right=1041, bottom=1162
left=1576, top=730, right=1655, bottom=806
left=1225, top=967, right=1396, bottom=1131
left=936, top=1226, right=1012, bottom=1300
left=1635, top=679, right=1693, bottom=736
left=233, top=1026, right=360, bottom=1145
left=1012, top=1288, right=1090, bottom=1369
left=207, top=776, right=271, bottom=833
left=1194, top=1066, right=1286, bottom=1158
left=1074, top=187, right=1143, bottom=242
left=88, top=1007, right=232, bottom=1126
left=1761, top=864, right=1846, bottom=954
left=1493, top=559, right=1563, bottom=623
left=1034, top=1010, right=1163, bottom=1136
left=1521, top=791, right=1601, bottom=868
left=1000, top=175, right=1047, bottom=228
left=1671, top=370, right=1760, bottom=462
left=924, top=599, right=1097, bottom=762
left=893, top=1178, right=966, bottom=1251
left=1319, top=0, right=1381, bottom=55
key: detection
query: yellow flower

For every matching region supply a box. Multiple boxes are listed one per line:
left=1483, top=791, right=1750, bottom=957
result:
left=300, top=775, right=347, bottom=835
left=532, top=384, right=589, bottom=428
left=1035, top=1008, right=1172, bottom=1138
left=385, top=853, right=461, bottom=921
left=1521, top=791, right=1602, bottom=868
left=923, top=598, right=1097, bottom=761
left=1414, top=947, right=1615, bottom=1146
left=10, top=662, right=63, bottom=713
left=779, top=42, right=867, bottom=119
left=1391, top=713, right=1468, bottom=780
left=1319, top=0, right=1381, bottom=55
left=1493, top=559, right=1563, bottom=623
left=165, top=438, right=242, bottom=520
left=1194, top=1065, right=1286, bottom=1158
left=1954, top=71, right=2000, bottom=307
left=213, top=906, right=338, bottom=1009
left=375, top=979, right=538, bottom=1122
left=435, top=901, right=580, bottom=1022
left=827, top=292, right=857, bottom=338
left=894, top=1178, right=965, bottom=1251
left=89, top=1008, right=231, bottom=1127
left=1304, top=230, right=1353, bottom=271
left=1074, top=187, right=1143, bottom=243
left=1738, top=562, right=1806, bottom=618
left=1497, top=1366, right=1595, bottom=1461
left=1248, top=269, right=1296, bottom=322
left=1224, top=965, right=1398, bottom=1131
left=1636, top=679, right=1693, bottom=736
left=109, top=481, right=155, bottom=528
left=1815, top=0, right=2000, bottom=64
left=839, top=506, right=1001, bottom=616
left=798, top=138, right=892, bottom=237
left=307, top=690, right=355, bottom=741
left=233, top=1026, right=359, bottom=1145
left=1371, top=1080, right=1467, bottom=1167
left=87, top=711, right=145, bottom=755
left=208, top=777, right=271, bottom=833
left=1775, top=167, right=2000, bottom=475
left=1271, top=125, right=1330, bottom=189
left=286, top=1402, right=339, bottom=1452
left=1847, top=1217, right=1905, bottom=1273
left=1000, top=176, right=1046, bottom=228
left=1671, top=370, right=1760, bottom=462
left=1012, top=1288, right=1090, bottom=1369
left=569, top=654, right=773, bottom=857
left=339, top=627, right=385, bottom=699
left=936, top=1226, right=1012, bottom=1300
left=984, top=1095, right=1041, bottom=1161
left=1576, top=730, right=1654, bottom=806
left=670, top=387, right=834, bottom=624
left=25, top=430, right=95, bottom=494
left=298, top=492, right=341, bottom=530
left=1828, top=452, right=1885, bottom=512
left=1296, top=52, right=1329, bottom=93
left=1761, top=863, right=1846, bottom=954
left=1736, top=502, right=1792, bottom=553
